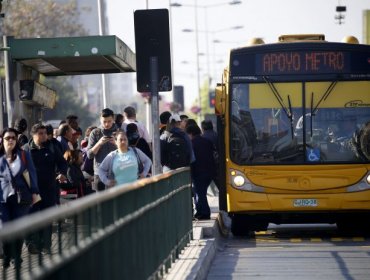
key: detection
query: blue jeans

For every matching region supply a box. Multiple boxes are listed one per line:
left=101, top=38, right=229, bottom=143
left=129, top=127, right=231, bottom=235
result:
left=192, top=173, right=212, bottom=217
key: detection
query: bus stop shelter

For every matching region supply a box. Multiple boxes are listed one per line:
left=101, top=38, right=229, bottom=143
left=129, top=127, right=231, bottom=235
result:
left=8, top=35, right=136, bottom=76
left=1, top=35, right=136, bottom=128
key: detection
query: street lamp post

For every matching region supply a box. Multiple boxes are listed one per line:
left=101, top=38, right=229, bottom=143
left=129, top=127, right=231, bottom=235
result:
left=183, top=25, right=243, bottom=83
left=194, top=0, right=202, bottom=123
left=97, top=0, right=107, bottom=108
left=171, top=0, right=241, bottom=122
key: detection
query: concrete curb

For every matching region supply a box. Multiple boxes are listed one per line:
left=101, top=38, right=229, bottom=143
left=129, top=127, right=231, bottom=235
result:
left=164, top=213, right=222, bottom=280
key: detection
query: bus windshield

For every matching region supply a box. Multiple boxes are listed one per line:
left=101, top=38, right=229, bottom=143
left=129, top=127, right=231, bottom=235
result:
left=230, top=81, right=370, bottom=164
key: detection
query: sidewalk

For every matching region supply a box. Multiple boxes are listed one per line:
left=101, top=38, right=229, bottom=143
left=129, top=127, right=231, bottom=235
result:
left=165, top=186, right=225, bottom=280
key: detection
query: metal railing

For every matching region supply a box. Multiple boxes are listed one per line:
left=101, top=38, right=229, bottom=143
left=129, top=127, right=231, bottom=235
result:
left=0, top=168, right=192, bottom=280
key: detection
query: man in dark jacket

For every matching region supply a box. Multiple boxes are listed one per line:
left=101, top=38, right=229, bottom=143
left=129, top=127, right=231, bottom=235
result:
left=23, top=123, right=68, bottom=254
left=87, top=108, right=118, bottom=191
left=186, top=124, right=216, bottom=220
left=201, top=120, right=220, bottom=191
left=201, top=120, right=218, bottom=150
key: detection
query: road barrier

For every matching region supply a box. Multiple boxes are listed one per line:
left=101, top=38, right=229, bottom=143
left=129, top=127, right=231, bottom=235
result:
left=0, top=168, right=192, bottom=280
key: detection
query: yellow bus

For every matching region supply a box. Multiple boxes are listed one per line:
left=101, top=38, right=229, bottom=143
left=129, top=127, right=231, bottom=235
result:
left=215, top=35, right=370, bottom=236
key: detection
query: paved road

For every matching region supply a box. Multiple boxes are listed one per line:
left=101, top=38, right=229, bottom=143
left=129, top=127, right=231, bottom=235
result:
left=207, top=224, right=370, bottom=280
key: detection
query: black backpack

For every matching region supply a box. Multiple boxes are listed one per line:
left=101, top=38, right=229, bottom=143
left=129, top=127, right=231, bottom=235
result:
left=166, top=132, right=190, bottom=169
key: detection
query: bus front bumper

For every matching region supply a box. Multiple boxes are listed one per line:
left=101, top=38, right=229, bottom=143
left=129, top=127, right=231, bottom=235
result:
left=227, top=189, right=370, bottom=213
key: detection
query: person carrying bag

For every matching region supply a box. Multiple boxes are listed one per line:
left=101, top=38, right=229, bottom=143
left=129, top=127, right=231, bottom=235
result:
left=0, top=128, right=40, bottom=269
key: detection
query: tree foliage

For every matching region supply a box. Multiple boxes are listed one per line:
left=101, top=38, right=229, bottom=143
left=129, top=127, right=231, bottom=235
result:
left=2, top=0, right=94, bottom=129
left=43, top=77, right=95, bottom=130
left=2, top=0, right=87, bottom=38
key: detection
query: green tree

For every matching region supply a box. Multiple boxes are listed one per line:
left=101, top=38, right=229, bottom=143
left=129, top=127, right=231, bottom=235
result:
left=1, top=0, right=93, bottom=128
left=2, top=0, right=86, bottom=38
left=43, top=77, right=95, bottom=130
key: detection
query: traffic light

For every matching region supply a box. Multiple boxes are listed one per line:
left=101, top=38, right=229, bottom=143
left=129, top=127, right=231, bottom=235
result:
left=209, top=90, right=215, bottom=108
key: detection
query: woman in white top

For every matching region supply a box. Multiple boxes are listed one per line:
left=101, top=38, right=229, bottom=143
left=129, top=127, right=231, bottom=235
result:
left=98, top=131, right=151, bottom=187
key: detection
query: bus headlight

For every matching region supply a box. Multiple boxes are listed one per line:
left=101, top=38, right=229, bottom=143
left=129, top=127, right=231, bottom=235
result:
left=233, top=175, right=245, bottom=187
left=347, top=172, right=370, bottom=192
left=230, top=169, right=265, bottom=192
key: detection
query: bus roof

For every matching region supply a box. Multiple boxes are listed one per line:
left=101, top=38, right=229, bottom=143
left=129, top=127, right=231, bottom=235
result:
left=278, top=34, right=326, bottom=42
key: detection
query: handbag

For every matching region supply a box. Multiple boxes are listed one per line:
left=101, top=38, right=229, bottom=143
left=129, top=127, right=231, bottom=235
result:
left=5, top=152, right=40, bottom=205
left=20, top=151, right=42, bottom=205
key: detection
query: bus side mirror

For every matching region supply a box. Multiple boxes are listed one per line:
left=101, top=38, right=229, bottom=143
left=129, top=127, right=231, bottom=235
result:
left=215, top=83, right=226, bottom=116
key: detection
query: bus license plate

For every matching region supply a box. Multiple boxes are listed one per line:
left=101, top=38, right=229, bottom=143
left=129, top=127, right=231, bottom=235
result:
left=293, top=199, right=318, bottom=207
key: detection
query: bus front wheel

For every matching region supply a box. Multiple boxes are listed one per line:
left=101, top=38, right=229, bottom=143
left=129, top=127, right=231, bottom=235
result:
left=231, top=214, right=268, bottom=236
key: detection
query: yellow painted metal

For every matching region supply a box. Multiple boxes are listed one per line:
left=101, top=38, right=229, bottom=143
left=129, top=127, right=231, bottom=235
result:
left=223, top=80, right=370, bottom=214
left=306, top=81, right=370, bottom=108
left=215, top=68, right=228, bottom=115
left=249, top=83, right=302, bottom=108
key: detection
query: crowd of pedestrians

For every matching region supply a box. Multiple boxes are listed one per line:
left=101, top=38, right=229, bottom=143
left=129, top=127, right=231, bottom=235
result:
left=0, top=105, right=219, bottom=269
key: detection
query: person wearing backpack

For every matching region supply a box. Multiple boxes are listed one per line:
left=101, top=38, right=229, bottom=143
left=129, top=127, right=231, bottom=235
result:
left=160, top=114, right=194, bottom=172
left=98, top=131, right=151, bottom=187
left=123, top=106, right=151, bottom=145
left=126, top=123, right=152, bottom=160
left=159, top=111, right=171, bottom=136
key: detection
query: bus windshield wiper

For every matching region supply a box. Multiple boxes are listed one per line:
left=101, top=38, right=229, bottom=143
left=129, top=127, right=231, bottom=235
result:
left=310, top=92, right=314, bottom=138
left=287, top=95, right=294, bottom=139
left=263, top=76, right=294, bottom=138
left=310, top=80, right=338, bottom=138
left=311, top=80, right=338, bottom=116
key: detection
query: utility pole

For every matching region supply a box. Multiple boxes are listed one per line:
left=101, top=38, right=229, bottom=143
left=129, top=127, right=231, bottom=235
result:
left=97, top=0, right=108, bottom=108
left=3, top=36, right=13, bottom=128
